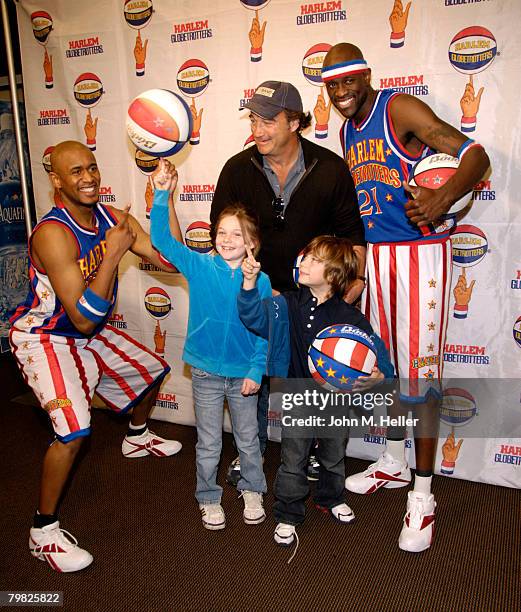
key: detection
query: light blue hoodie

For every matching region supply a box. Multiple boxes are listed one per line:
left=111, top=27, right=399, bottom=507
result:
left=150, top=189, right=271, bottom=383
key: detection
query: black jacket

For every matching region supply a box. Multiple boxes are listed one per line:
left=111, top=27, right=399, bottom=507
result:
left=210, top=136, right=365, bottom=292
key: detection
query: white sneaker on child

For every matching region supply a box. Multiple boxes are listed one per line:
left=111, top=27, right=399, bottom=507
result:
left=240, top=491, right=266, bottom=525
left=274, top=523, right=296, bottom=546
left=199, top=503, right=226, bottom=530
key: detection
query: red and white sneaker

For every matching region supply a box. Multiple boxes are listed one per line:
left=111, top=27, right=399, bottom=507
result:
left=122, top=429, right=182, bottom=458
left=345, top=452, right=411, bottom=494
left=29, top=521, right=93, bottom=572
left=399, top=491, right=436, bottom=553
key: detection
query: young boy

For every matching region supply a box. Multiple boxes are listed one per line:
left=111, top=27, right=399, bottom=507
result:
left=237, top=235, right=394, bottom=548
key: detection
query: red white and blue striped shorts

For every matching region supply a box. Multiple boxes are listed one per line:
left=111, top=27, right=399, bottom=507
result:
left=362, top=237, right=452, bottom=402
left=10, top=325, right=170, bottom=442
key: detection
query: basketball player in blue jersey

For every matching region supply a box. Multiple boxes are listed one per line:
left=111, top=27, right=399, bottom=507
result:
left=322, top=43, right=489, bottom=552
left=10, top=140, right=183, bottom=572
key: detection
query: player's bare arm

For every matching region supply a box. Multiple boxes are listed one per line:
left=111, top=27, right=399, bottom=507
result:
left=108, top=205, right=181, bottom=272
left=391, top=95, right=489, bottom=224
left=31, top=219, right=133, bottom=335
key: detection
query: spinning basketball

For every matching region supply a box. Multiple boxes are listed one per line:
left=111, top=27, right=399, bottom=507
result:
left=409, top=153, right=472, bottom=217
left=308, top=324, right=377, bottom=392
left=126, top=89, right=193, bottom=157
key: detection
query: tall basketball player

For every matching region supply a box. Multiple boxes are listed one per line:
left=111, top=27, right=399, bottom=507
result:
left=322, top=43, right=489, bottom=552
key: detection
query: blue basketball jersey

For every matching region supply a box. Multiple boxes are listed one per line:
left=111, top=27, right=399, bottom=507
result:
left=341, top=90, right=453, bottom=243
left=10, top=201, right=118, bottom=338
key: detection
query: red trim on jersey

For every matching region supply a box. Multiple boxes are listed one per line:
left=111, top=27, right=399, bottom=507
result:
left=386, top=94, right=426, bottom=161
left=30, top=219, right=82, bottom=273
left=408, top=245, right=420, bottom=396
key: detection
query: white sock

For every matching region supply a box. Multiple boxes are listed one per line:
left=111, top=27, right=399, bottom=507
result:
left=413, top=475, right=432, bottom=496
left=386, top=439, right=406, bottom=463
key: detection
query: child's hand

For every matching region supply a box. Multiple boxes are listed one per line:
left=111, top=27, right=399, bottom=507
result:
left=242, top=244, right=261, bottom=289
left=351, top=366, right=384, bottom=392
left=241, top=378, right=260, bottom=396
left=151, top=158, right=178, bottom=192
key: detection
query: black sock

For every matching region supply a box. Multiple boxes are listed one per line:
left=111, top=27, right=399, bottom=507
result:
left=34, top=511, right=57, bottom=529
left=415, top=469, right=433, bottom=478
left=127, top=423, right=147, bottom=437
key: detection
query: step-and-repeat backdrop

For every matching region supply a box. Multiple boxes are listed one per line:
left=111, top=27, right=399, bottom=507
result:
left=15, top=0, right=521, bottom=488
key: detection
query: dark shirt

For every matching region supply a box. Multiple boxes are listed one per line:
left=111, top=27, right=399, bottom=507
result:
left=210, top=136, right=364, bottom=292
left=284, top=287, right=373, bottom=378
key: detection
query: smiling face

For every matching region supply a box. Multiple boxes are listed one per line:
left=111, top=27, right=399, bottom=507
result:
left=249, top=111, right=299, bottom=160
left=322, top=43, right=374, bottom=123
left=214, top=214, right=251, bottom=269
left=50, top=142, right=100, bottom=208
left=324, top=71, right=371, bottom=121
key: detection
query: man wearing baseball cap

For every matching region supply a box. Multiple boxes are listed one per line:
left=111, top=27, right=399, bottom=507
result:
left=210, top=80, right=366, bottom=491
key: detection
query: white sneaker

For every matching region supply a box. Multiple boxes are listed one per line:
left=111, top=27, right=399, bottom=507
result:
left=199, top=503, right=226, bottom=531
left=345, top=452, right=411, bottom=494
left=122, top=429, right=182, bottom=458
left=330, top=503, right=355, bottom=524
left=240, top=491, right=266, bottom=525
left=29, top=521, right=93, bottom=573
left=274, top=523, right=296, bottom=547
left=399, top=491, right=436, bottom=553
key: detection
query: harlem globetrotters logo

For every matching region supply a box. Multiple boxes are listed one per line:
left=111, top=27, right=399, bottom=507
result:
left=73, top=73, right=104, bottom=151
left=240, top=1, right=270, bottom=63
left=177, top=59, right=209, bottom=145
left=449, top=26, right=497, bottom=133
left=451, top=224, right=488, bottom=320
left=124, top=0, right=153, bottom=77
left=31, top=11, right=54, bottom=89
left=302, top=43, right=332, bottom=139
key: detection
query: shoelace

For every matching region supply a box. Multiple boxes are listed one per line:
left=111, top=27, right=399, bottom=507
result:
left=407, top=497, right=425, bottom=528
left=34, top=527, right=78, bottom=554
left=286, top=530, right=299, bottom=565
left=238, top=491, right=263, bottom=509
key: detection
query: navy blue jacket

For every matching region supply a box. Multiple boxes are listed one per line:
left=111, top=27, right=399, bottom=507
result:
left=237, top=287, right=395, bottom=380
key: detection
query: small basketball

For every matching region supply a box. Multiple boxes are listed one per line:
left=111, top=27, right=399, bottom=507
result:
left=308, top=324, right=377, bottom=392
left=408, top=153, right=472, bottom=217
left=126, top=89, right=193, bottom=157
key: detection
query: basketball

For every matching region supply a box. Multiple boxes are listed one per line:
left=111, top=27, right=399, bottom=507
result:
left=408, top=153, right=472, bottom=218
left=144, top=287, right=172, bottom=320
left=441, top=387, right=477, bottom=427
left=308, top=324, right=377, bottom=392
left=126, top=89, right=193, bottom=157
left=292, top=251, right=304, bottom=284
left=185, top=221, right=213, bottom=253
left=73, top=73, right=103, bottom=108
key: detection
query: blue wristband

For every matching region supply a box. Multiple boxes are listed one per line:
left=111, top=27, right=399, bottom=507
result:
left=457, top=138, right=477, bottom=160
left=77, top=287, right=111, bottom=324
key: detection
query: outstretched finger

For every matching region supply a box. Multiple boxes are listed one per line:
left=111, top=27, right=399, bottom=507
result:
left=476, top=86, right=484, bottom=104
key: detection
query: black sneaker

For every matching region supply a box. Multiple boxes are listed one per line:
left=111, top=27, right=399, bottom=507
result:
left=226, top=456, right=241, bottom=486
left=307, top=455, right=320, bottom=481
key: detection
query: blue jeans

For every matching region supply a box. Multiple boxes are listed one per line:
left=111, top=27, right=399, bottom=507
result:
left=191, top=367, right=267, bottom=504
left=273, top=433, right=348, bottom=525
